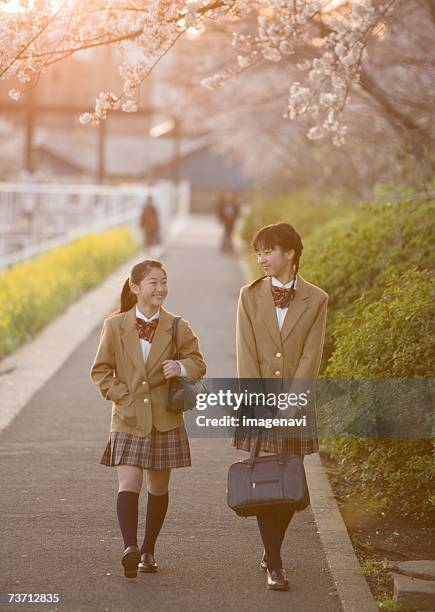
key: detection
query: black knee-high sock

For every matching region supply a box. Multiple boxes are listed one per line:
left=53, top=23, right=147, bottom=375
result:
left=256, top=510, right=282, bottom=572
left=117, top=491, right=139, bottom=549
left=141, top=492, right=169, bottom=555
left=262, top=507, right=296, bottom=563
left=279, top=506, right=296, bottom=544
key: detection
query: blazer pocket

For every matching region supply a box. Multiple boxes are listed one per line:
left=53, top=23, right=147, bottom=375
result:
left=115, top=393, right=134, bottom=407
left=108, top=379, right=130, bottom=403
left=113, top=394, right=137, bottom=426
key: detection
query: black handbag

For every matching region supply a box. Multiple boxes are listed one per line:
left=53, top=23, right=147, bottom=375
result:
left=227, top=429, right=310, bottom=517
left=166, top=317, right=208, bottom=413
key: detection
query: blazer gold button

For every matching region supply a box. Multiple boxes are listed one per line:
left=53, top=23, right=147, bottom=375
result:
left=274, top=370, right=281, bottom=376
left=275, top=352, right=282, bottom=358
left=142, top=381, right=147, bottom=386
left=143, top=398, right=149, bottom=403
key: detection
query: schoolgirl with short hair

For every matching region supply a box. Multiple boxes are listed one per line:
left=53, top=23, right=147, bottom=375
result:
left=233, top=222, right=329, bottom=591
left=91, top=259, right=206, bottom=578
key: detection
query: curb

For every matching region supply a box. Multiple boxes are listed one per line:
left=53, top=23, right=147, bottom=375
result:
left=237, top=242, right=379, bottom=612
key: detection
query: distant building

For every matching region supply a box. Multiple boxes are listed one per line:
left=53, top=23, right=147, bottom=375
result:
left=150, top=141, right=253, bottom=213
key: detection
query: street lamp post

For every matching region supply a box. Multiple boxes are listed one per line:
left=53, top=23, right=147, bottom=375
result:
left=25, top=87, right=34, bottom=174
left=149, top=116, right=180, bottom=213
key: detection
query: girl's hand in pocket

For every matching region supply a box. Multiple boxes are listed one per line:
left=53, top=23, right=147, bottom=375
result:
left=162, top=360, right=182, bottom=379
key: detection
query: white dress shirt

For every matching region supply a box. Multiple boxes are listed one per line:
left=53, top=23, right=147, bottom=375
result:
left=272, top=276, right=297, bottom=331
left=135, top=306, right=187, bottom=376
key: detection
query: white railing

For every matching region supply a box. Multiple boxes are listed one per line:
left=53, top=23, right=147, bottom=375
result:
left=0, top=180, right=189, bottom=270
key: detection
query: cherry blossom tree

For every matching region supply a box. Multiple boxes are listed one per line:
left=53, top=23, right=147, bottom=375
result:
left=149, top=0, right=433, bottom=192
left=1, top=0, right=418, bottom=146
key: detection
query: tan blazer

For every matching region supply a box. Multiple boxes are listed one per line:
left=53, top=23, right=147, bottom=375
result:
left=90, top=305, right=207, bottom=437
left=236, top=274, right=328, bottom=382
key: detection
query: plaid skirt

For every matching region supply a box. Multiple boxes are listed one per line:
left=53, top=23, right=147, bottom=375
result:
left=100, top=426, right=191, bottom=469
left=232, top=414, right=319, bottom=456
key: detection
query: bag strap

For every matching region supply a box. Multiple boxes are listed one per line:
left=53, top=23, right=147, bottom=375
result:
left=171, top=316, right=181, bottom=361
left=247, top=427, right=287, bottom=467
left=247, top=429, right=261, bottom=466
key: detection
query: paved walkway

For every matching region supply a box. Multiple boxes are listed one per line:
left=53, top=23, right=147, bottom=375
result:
left=0, top=217, right=343, bottom=612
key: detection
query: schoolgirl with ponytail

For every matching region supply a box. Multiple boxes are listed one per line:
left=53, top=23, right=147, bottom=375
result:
left=233, top=222, right=329, bottom=591
left=91, top=259, right=206, bottom=579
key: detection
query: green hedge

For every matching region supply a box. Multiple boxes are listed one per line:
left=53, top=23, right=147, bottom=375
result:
left=302, top=198, right=434, bottom=366
left=304, top=199, right=434, bottom=309
left=0, top=227, right=138, bottom=359
left=326, top=268, right=434, bottom=378
left=325, top=438, right=433, bottom=521
left=323, top=269, right=434, bottom=519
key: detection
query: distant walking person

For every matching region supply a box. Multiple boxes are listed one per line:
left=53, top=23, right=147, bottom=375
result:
left=90, top=259, right=206, bottom=579
left=139, top=195, right=160, bottom=249
left=233, top=222, right=328, bottom=591
left=217, top=190, right=240, bottom=253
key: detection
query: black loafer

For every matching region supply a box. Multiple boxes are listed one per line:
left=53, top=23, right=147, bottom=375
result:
left=260, top=551, right=268, bottom=571
left=121, top=545, right=141, bottom=579
left=138, top=552, right=158, bottom=573
left=266, top=568, right=289, bottom=591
